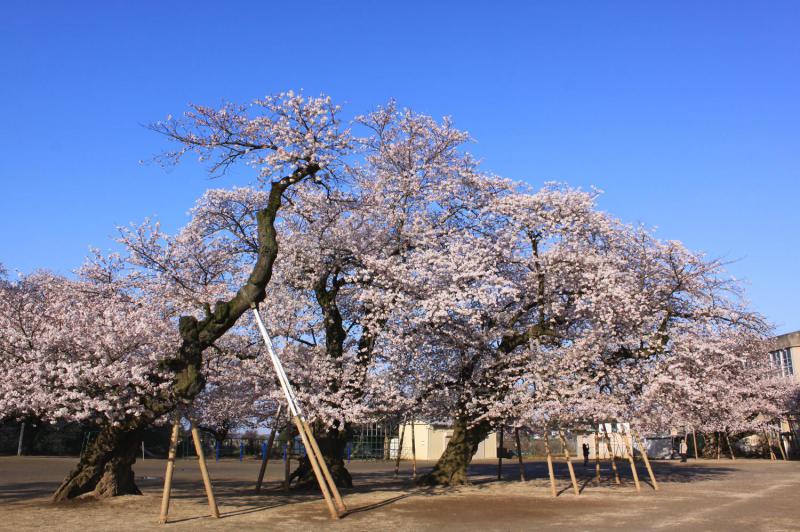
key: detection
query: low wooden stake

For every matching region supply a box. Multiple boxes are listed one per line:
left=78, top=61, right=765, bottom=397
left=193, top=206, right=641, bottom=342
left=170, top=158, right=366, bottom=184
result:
left=543, top=430, right=557, bottom=497
left=190, top=423, right=220, bottom=518
left=632, top=429, right=659, bottom=491
left=557, top=428, right=580, bottom=496
left=514, top=427, right=525, bottom=481
left=158, top=421, right=180, bottom=524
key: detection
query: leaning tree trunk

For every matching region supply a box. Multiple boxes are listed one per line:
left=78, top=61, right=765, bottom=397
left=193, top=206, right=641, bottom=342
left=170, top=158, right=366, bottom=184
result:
left=53, top=419, right=147, bottom=501
left=417, top=416, right=491, bottom=486
left=51, top=166, right=317, bottom=501
left=292, top=424, right=352, bottom=489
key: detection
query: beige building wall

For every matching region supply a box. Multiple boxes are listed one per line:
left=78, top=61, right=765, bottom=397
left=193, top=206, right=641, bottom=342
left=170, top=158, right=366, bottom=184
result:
left=576, top=426, right=633, bottom=459
left=398, top=423, right=498, bottom=460
left=773, top=331, right=800, bottom=383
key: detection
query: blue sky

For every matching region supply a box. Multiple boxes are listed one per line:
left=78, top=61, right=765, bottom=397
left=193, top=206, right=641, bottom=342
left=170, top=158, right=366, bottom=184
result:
left=1, top=1, right=798, bottom=332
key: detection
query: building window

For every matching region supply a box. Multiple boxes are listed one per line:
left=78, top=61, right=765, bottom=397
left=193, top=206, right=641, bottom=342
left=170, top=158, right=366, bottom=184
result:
left=770, top=349, right=794, bottom=377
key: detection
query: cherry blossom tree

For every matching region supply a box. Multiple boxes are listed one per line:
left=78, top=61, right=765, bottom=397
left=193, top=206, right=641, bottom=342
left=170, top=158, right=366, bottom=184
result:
left=45, top=92, right=351, bottom=500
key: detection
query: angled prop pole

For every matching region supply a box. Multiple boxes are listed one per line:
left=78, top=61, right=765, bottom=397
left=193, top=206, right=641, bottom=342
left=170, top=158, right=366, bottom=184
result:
left=158, top=420, right=181, bottom=524
left=256, top=405, right=283, bottom=493
left=251, top=304, right=345, bottom=518
left=189, top=420, right=220, bottom=518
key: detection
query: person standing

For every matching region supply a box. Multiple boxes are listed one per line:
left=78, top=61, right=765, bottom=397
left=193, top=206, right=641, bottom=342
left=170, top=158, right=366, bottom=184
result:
left=679, top=438, right=688, bottom=462
left=582, top=442, right=590, bottom=466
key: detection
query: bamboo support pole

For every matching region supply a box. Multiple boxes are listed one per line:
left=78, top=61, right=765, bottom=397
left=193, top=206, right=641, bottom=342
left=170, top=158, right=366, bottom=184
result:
left=557, top=428, right=580, bottom=496
left=594, top=428, right=601, bottom=486
left=514, top=427, right=525, bottom=481
left=190, top=424, right=220, bottom=518
left=543, top=430, right=557, bottom=497
left=692, top=430, right=699, bottom=459
left=292, top=417, right=340, bottom=519
left=632, top=429, right=659, bottom=491
left=158, top=422, right=181, bottom=524
left=301, top=419, right=347, bottom=514
left=394, top=422, right=406, bottom=477
left=622, top=430, right=641, bottom=493
left=715, top=432, right=721, bottom=461
left=256, top=414, right=281, bottom=493
left=601, top=425, right=620, bottom=485
left=724, top=431, right=736, bottom=461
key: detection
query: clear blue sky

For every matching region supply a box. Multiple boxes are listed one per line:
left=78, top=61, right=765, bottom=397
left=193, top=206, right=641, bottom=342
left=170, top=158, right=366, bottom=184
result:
left=1, top=1, right=797, bottom=333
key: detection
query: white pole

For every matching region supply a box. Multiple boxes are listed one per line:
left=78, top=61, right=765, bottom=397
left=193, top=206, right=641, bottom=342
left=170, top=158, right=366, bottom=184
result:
left=251, top=308, right=300, bottom=417
left=251, top=305, right=345, bottom=518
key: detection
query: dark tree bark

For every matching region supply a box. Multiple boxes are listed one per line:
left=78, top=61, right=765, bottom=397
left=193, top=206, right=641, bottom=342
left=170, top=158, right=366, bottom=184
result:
left=53, top=421, right=145, bottom=501
left=53, top=165, right=319, bottom=501
left=417, top=416, right=491, bottom=486
left=292, top=423, right=353, bottom=489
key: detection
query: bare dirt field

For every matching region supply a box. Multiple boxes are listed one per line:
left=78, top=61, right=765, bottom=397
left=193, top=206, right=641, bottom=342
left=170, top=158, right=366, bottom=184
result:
left=1, top=455, right=798, bottom=531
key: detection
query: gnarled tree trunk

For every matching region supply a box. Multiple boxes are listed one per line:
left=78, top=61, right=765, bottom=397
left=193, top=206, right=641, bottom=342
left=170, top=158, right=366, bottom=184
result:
left=292, top=423, right=352, bottom=489
left=417, top=416, right=491, bottom=486
left=53, top=420, right=146, bottom=501
left=52, top=165, right=317, bottom=501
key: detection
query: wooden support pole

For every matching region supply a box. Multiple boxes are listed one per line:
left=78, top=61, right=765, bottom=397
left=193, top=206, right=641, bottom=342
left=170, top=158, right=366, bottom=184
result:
left=284, top=442, right=291, bottom=491
left=775, top=431, right=788, bottom=461
left=411, top=415, right=417, bottom=479
left=256, top=417, right=280, bottom=493
left=764, top=432, right=776, bottom=461
left=692, top=430, right=699, bottom=459
left=301, top=419, right=347, bottom=514
left=543, top=430, right=557, bottom=497
left=158, top=421, right=181, bottom=524
left=601, top=425, right=620, bottom=485
left=292, top=417, right=340, bottom=519
left=594, top=428, right=601, bottom=486
left=724, top=431, right=736, bottom=461
left=622, top=429, right=641, bottom=493
left=514, top=427, right=525, bottom=481
left=497, top=428, right=504, bottom=481
left=557, top=428, right=580, bottom=496
left=17, top=422, right=25, bottom=456
left=190, top=424, right=220, bottom=518
left=632, top=429, right=659, bottom=491
left=394, top=421, right=406, bottom=477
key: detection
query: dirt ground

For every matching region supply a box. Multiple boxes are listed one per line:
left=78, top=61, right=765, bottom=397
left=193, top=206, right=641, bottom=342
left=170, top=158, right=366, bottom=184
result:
left=1, top=455, right=798, bottom=531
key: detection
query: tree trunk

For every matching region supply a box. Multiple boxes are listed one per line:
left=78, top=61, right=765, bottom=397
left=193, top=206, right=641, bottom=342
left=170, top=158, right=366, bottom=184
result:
left=417, top=416, right=491, bottom=486
left=292, top=424, right=353, bottom=489
left=53, top=419, right=146, bottom=501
